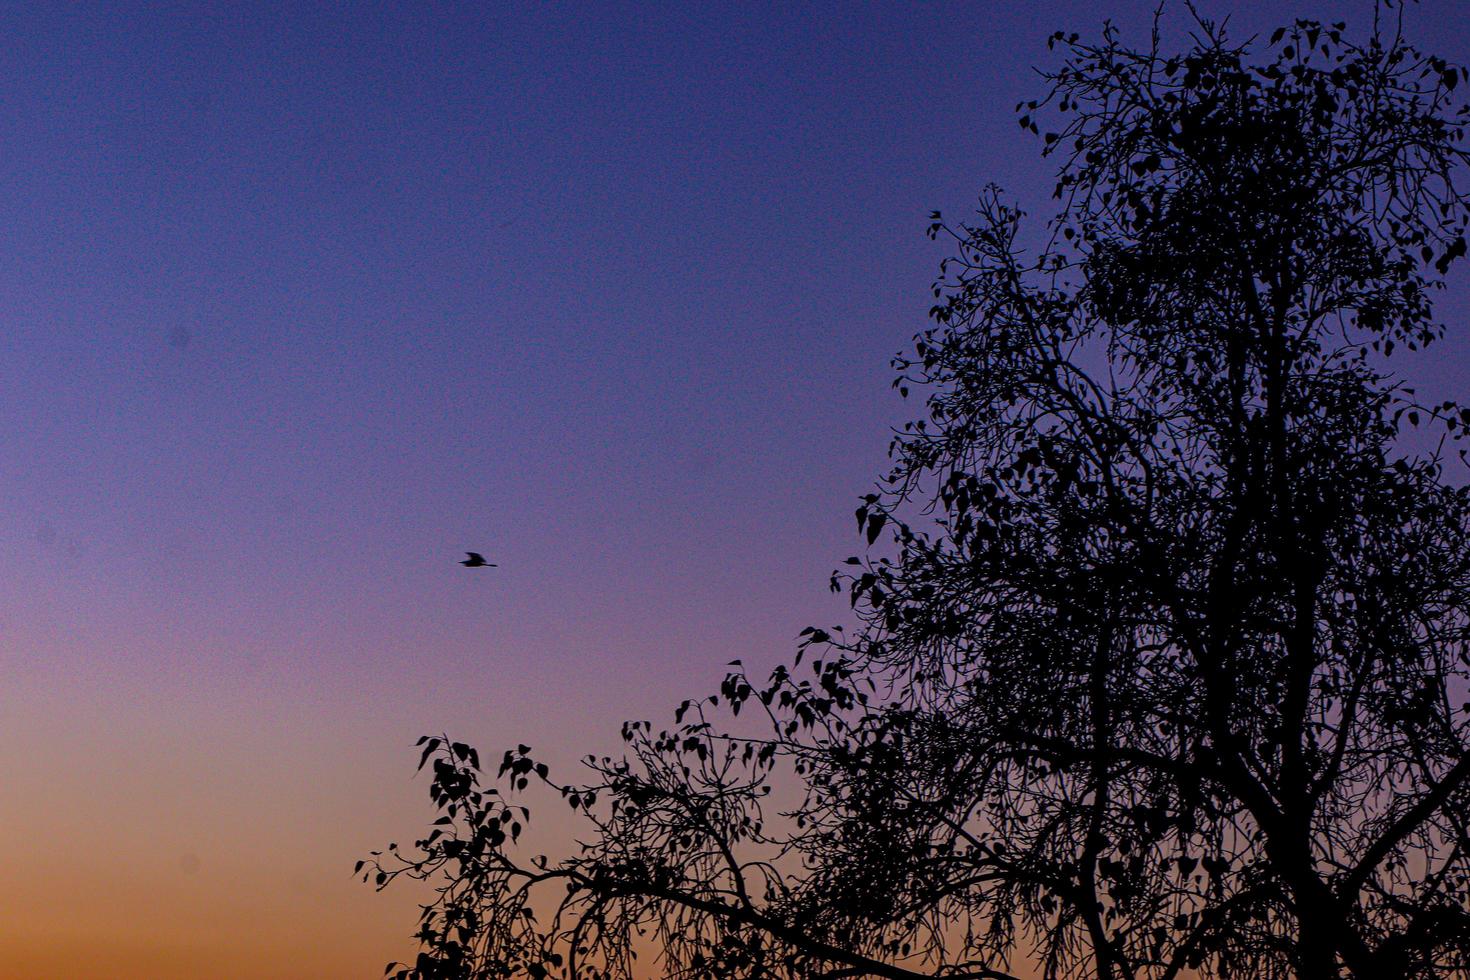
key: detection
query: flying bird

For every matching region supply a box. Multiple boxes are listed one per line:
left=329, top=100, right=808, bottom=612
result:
left=460, top=552, right=497, bottom=568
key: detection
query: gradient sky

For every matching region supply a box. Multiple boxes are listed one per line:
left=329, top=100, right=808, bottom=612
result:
left=3, top=3, right=1469, bottom=978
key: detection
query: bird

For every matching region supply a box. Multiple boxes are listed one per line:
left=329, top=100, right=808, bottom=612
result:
left=460, top=552, right=497, bottom=568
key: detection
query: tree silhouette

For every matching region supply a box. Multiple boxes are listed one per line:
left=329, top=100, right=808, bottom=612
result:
left=366, top=12, right=1470, bottom=979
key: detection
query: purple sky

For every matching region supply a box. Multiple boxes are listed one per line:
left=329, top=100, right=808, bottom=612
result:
left=2, top=2, right=1468, bottom=975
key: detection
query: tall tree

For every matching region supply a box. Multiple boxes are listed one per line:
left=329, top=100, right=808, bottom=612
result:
left=367, top=12, right=1470, bottom=979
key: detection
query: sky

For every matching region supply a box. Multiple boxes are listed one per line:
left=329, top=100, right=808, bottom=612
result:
left=2, top=2, right=1468, bottom=977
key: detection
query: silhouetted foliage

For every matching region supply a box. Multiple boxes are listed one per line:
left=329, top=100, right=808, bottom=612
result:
left=367, top=11, right=1470, bottom=979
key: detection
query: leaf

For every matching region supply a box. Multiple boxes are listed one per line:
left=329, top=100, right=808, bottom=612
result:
left=866, top=511, right=887, bottom=544
left=1435, top=235, right=1466, bottom=273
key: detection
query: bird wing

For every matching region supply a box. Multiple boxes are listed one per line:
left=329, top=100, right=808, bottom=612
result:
left=465, top=552, right=484, bottom=561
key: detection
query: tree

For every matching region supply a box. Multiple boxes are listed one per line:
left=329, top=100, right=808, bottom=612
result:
left=366, top=11, right=1470, bottom=979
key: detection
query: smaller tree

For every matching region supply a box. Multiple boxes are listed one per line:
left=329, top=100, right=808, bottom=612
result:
left=367, top=10, right=1470, bottom=980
